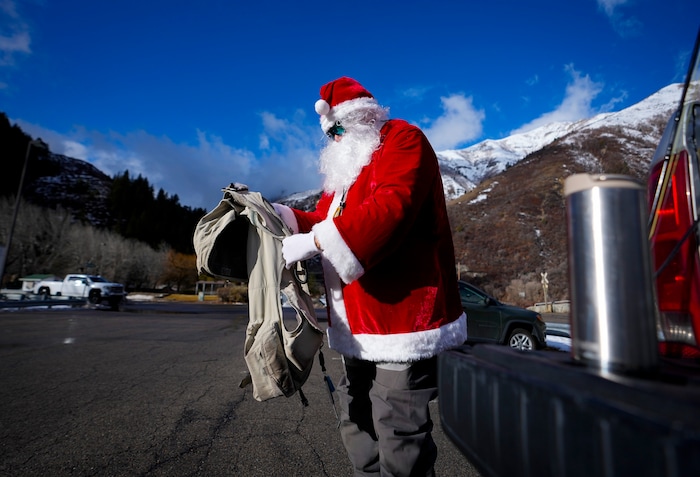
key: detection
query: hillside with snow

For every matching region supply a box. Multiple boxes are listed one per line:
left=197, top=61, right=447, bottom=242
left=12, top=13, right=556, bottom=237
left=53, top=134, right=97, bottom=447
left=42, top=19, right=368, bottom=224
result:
left=436, top=83, right=683, bottom=200
left=445, top=83, right=681, bottom=305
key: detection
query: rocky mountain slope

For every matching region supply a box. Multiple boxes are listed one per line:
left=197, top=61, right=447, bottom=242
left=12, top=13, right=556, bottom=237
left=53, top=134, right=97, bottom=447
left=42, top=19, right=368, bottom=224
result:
left=445, top=84, right=681, bottom=305
left=24, top=152, right=114, bottom=226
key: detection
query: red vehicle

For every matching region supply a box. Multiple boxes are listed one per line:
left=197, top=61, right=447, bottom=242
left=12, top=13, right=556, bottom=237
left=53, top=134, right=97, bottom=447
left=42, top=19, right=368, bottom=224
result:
left=647, top=28, right=700, bottom=358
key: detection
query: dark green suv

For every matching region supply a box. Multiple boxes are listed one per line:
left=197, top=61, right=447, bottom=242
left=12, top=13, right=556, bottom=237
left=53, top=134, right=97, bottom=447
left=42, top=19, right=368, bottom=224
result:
left=458, top=281, right=547, bottom=350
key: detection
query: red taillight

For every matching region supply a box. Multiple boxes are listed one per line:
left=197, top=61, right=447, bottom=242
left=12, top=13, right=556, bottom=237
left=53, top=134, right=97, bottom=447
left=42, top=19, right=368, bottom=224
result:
left=648, top=150, right=700, bottom=358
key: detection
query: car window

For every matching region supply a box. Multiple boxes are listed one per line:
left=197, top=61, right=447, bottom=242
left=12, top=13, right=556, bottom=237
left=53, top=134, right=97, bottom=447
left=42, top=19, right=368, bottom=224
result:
left=459, top=286, right=485, bottom=305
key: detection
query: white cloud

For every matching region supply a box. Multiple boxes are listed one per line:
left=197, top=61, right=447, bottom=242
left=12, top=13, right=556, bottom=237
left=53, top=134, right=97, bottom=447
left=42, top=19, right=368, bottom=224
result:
left=14, top=113, right=324, bottom=210
left=0, top=0, right=31, bottom=66
left=511, top=65, right=604, bottom=135
left=423, top=94, right=485, bottom=151
left=597, top=90, right=628, bottom=113
left=596, top=0, right=641, bottom=37
left=0, top=30, right=30, bottom=53
left=62, top=140, right=89, bottom=160
left=525, top=75, right=539, bottom=86
left=253, top=111, right=324, bottom=199
left=0, top=0, right=19, bottom=17
left=597, top=0, right=627, bottom=17
left=400, top=85, right=430, bottom=100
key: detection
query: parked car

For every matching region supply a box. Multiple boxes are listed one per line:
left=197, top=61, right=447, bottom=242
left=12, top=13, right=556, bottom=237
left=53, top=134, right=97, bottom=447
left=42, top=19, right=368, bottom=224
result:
left=33, top=274, right=126, bottom=310
left=459, top=280, right=547, bottom=350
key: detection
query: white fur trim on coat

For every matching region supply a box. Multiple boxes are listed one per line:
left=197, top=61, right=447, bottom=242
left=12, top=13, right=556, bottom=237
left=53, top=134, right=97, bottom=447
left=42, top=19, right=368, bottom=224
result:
left=327, top=310, right=467, bottom=362
left=312, top=218, right=364, bottom=284
left=321, top=254, right=468, bottom=362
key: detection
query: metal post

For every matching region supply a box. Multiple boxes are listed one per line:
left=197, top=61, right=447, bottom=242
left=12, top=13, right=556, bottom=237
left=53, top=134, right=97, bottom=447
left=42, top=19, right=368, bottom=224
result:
left=541, top=271, right=550, bottom=312
left=0, top=138, right=48, bottom=286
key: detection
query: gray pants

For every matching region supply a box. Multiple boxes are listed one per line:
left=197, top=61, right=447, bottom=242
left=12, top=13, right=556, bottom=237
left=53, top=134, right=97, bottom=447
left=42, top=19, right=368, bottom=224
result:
left=336, top=356, right=439, bottom=477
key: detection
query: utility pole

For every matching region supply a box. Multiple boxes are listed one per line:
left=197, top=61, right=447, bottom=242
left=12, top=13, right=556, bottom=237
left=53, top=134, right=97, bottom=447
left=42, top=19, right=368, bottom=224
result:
left=0, top=138, right=48, bottom=287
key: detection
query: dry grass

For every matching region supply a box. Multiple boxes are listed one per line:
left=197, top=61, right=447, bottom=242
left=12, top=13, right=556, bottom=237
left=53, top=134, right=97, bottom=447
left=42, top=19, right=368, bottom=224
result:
left=132, top=292, right=222, bottom=303
left=166, top=293, right=221, bottom=302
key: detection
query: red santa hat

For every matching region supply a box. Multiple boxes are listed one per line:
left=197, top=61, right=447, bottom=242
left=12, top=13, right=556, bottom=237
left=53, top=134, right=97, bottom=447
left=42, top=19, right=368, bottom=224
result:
left=314, top=77, right=379, bottom=133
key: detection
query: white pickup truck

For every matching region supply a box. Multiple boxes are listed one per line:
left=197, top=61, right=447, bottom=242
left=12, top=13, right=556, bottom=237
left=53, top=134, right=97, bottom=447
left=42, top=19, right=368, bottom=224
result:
left=33, top=274, right=126, bottom=310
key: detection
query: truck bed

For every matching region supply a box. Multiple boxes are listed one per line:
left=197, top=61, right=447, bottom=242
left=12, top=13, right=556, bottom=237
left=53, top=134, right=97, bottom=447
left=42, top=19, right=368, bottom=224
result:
left=438, top=344, right=700, bottom=477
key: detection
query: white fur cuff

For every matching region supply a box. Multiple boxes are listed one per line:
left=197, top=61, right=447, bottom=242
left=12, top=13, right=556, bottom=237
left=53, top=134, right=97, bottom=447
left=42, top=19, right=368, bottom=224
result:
left=312, top=219, right=364, bottom=283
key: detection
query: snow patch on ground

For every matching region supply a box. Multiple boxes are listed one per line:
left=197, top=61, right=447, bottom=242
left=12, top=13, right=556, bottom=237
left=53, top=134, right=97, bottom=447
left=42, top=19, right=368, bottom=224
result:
left=546, top=335, right=571, bottom=352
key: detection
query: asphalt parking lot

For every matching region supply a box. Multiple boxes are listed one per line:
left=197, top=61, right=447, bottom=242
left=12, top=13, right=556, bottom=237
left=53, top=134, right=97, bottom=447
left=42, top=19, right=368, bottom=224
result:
left=0, top=302, right=481, bottom=476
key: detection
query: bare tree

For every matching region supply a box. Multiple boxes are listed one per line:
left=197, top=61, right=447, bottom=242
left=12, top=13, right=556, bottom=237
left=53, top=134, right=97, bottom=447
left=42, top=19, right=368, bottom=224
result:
left=0, top=198, right=168, bottom=289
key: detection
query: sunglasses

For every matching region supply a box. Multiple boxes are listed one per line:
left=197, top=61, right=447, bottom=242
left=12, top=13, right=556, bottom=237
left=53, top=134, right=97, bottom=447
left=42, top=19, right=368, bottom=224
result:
left=326, top=123, right=346, bottom=139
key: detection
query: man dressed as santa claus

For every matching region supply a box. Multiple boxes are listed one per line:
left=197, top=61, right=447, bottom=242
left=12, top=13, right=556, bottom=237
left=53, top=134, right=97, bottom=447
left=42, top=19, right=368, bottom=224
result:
left=275, top=77, right=467, bottom=476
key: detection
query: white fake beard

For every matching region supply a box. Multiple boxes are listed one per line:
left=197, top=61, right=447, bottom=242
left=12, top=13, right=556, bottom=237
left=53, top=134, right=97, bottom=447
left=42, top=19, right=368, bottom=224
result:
left=319, top=124, right=381, bottom=194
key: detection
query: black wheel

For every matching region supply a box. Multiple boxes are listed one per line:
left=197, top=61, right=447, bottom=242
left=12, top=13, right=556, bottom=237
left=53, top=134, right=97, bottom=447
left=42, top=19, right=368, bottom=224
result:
left=88, top=290, right=101, bottom=305
left=508, top=328, right=536, bottom=350
left=38, top=287, right=51, bottom=299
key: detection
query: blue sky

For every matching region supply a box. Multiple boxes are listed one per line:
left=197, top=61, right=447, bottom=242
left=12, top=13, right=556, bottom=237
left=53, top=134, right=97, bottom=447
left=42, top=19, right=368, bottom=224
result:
left=2, top=0, right=698, bottom=210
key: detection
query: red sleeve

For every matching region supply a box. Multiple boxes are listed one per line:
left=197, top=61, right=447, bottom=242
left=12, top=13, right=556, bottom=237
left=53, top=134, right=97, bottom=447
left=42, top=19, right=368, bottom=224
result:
left=292, top=192, right=334, bottom=233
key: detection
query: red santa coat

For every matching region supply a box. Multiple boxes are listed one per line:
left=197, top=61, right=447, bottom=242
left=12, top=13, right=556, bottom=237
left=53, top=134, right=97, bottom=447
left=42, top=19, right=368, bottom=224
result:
left=293, top=119, right=467, bottom=362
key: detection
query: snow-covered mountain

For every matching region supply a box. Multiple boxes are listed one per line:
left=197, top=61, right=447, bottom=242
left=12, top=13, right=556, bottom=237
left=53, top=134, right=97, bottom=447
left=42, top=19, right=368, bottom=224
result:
left=445, top=83, right=681, bottom=306
left=436, top=83, right=682, bottom=200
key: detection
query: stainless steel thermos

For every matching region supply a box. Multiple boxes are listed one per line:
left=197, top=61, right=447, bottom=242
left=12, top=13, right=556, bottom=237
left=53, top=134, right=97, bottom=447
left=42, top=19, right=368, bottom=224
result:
left=564, top=173, right=659, bottom=374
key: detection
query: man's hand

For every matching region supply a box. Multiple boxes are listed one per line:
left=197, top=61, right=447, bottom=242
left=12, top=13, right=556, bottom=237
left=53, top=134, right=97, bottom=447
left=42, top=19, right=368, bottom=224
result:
left=282, top=232, right=320, bottom=268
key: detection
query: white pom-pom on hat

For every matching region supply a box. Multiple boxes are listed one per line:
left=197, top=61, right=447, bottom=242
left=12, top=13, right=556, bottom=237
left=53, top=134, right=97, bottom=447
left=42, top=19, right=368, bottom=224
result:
left=315, top=99, right=330, bottom=116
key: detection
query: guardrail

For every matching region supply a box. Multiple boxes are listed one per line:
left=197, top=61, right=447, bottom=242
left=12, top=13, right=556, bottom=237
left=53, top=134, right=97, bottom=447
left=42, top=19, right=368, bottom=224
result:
left=545, top=322, right=571, bottom=338
left=529, top=300, right=571, bottom=313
